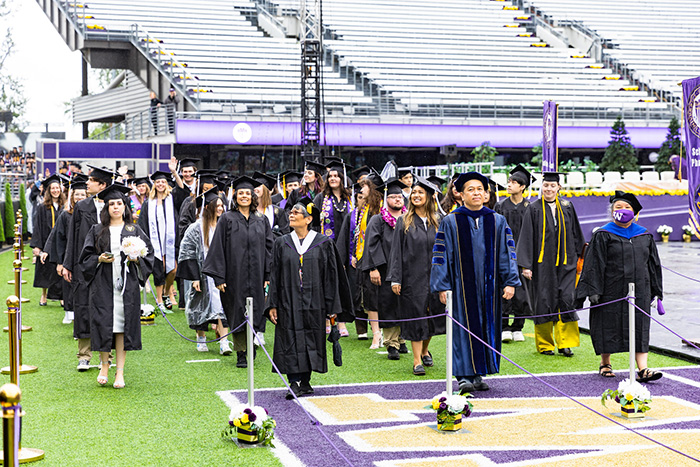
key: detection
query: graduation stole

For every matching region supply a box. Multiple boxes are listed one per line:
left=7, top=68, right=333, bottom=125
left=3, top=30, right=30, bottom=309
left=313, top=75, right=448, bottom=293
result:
left=538, top=198, right=568, bottom=266
left=453, top=206, right=497, bottom=373
left=352, top=204, right=370, bottom=260
left=321, top=195, right=349, bottom=240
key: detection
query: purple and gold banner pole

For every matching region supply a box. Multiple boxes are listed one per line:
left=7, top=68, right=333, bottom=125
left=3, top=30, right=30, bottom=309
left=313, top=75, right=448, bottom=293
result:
left=681, top=77, right=700, bottom=238
left=542, top=100, right=558, bottom=173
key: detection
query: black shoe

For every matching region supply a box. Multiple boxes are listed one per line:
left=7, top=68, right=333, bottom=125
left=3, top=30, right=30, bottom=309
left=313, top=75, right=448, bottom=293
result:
left=299, top=380, right=314, bottom=395
left=540, top=350, right=555, bottom=356
left=558, top=348, right=574, bottom=357
left=637, top=368, right=663, bottom=383
left=236, top=351, right=247, bottom=368
left=398, top=343, right=408, bottom=354
left=285, top=381, right=302, bottom=400
left=413, top=364, right=426, bottom=376
left=163, top=296, right=173, bottom=310
left=387, top=346, right=400, bottom=360
left=473, top=375, right=490, bottom=391
left=458, top=380, right=475, bottom=395
left=421, top=351, right=434, bottom=367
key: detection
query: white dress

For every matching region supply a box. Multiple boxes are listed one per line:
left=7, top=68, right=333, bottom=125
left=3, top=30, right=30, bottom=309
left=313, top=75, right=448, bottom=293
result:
left=110, top=225, right=125, bottom=333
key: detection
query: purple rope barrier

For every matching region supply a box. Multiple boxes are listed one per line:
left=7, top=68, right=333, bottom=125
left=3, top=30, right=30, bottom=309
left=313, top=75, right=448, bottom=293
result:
left=354, top=296, right=628, bottom=323
left=628, top=300, right=700, bottom=353
left=447, top=315, right=700, bottom=464
left=245, top=321, right=355, bottom=467
left=661, top=265, right=700, bottom=284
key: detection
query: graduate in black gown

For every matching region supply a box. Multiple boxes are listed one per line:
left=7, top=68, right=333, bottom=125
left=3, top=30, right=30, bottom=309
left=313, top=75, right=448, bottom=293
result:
left=202, top=176, right=274, bottom=368
left=266, top=200, right=352, bottom=399
left=575, top=191, right=664, bottom=382
left=285, top=160, right=325, bottom=211
left=31, top=174, right=65, bottom=305
left=177, top=169, right=219, bottom=242
left=361, top=178, right=407, bottom=359
left=45, top=177, right=87, bottom=324
left=271, top=171, right=302, bottom=210
left=63, top=166, right=115, bottom=371
left=313, top=160, right=352, bottom=242
left=387, top=177, right=446, bottom=376
left=495, top=165, right=532, bottom=343
left=516, top=172, right=585, bottom=357
left=80, top=183, right=154, bottom=389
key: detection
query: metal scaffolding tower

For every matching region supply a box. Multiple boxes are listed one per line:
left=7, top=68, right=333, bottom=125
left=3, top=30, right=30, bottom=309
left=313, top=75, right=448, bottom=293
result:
left=300, top=0, right=323, bottom=165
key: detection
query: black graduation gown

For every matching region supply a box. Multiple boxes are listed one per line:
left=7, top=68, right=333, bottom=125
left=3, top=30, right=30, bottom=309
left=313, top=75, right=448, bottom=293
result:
left=202, top=210, right=273, bottom=333
left=262, top=205, right=291, bottom=237
left=495, top=197, right=532, bottom=316
left=265, top=233, right=352, bottom=375
left=64, top=196, right=101, bottom=338
left=313, top=193, right=351, bottom=241
left=386, top=216, right=446, bottom=341
left=30, top=202, right=63, bottom=296
left=361, top=214, right=401, bottom=328
left=271, top=193, right=283, bottom=205
left=80, top=224, right=154, bottom=351
left=177, top=195, right=197, bottom=242
left=575, top=228, right=663, bottom=355
left=45, top=210, right=72, bottom=310
left=336, top=209, right=372, bottom=317
left=515, top=198, right=585, bottom=324
left=285, top=187, right=318, bottom=212
left=171, top=185, right=193, bottom=213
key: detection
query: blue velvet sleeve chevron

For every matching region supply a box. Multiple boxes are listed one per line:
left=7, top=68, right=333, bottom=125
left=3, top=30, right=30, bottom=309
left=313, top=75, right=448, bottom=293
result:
left=432, top=230, right=446, bottom=264
left=505, top=225, right=517, bottom=261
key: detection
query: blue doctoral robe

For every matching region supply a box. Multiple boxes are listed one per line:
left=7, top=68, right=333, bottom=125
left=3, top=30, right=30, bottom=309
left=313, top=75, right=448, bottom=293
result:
left=430, top=207, right=521, bottom=377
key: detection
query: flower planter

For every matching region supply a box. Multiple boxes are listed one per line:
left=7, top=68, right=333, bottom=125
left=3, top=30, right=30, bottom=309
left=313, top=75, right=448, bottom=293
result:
left=236, top=422, right=259, bottom=444
left=620, top=403, right=645, bottom=419
left=683, top=234, right=692, bottom=243
left=437, top=413, right=462, bottom=431
left=661, top=234, right=669, bottom=243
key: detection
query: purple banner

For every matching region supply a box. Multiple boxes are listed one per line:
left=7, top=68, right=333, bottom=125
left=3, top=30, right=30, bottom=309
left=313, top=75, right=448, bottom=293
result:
left=682, top=77, right=700, bottom=237
left=175, top=120, right=668, bottom=149
left=542, top=100, right=558, bottom=172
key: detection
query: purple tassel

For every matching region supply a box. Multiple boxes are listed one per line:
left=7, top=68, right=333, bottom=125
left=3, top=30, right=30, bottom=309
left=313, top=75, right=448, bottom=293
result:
left=657, top=298, right=665, bottom=315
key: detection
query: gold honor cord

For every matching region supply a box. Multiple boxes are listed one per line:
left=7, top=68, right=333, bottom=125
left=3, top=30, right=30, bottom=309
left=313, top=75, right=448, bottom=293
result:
left=538, top=197, right=567, bottom=265
left=538, top=197, right=546, bottom=263
left=51, top=205, right=55, bottom=228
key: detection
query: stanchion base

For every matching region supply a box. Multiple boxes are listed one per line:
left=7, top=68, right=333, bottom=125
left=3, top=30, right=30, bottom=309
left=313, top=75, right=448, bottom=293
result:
left=21, top=268, right=29, bottom=272
left=0, top=447, right=46, bottom=464
left=0, top=364, right=38, bottom=375
left=6, top=280, right=27, bottom=285
left=3, top=325, right=32, bottom=333
left=20, top=297, right=30, bottom=303
left=21, top=256, right=30, bottom=261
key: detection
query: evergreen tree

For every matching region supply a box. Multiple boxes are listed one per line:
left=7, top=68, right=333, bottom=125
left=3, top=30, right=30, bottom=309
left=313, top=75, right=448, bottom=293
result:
left=655, top=116, right=681, bottom=172
left=471, top=141, right=498, bottom=163
left=530, top=144, right=543, bottom=167
left=599, top=116, right=639, bottom=173
left=18, top=182, right=27, bottom=236
left=4, top=183, right=14, bottom=242
left=0, top=194, right=5, bottom=244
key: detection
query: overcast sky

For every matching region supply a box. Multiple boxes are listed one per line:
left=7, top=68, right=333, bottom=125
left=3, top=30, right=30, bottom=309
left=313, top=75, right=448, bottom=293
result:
left=4, top=1, right=84, bottom=137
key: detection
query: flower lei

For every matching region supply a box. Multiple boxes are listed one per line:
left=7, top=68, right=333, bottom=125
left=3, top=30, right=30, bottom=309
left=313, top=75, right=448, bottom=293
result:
left=380, top=206, right=406, bottom=229
left=321, top=195, right=349, bottom=240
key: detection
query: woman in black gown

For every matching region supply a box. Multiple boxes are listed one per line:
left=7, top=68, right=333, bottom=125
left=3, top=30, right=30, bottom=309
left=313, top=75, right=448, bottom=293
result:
left=575, top=191, right=663, bottom=382
left=80, top=184, right=154, bottom=388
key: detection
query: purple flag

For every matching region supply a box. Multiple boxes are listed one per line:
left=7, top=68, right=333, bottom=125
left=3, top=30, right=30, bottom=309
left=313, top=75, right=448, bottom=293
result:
left=681, top=77, right=700, bottom=237
left=542, top=100, right=558, bottom=172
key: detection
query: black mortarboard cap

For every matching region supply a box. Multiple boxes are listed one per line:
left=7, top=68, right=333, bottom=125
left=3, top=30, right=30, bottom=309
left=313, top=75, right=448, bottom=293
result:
left=132, top=176, right=152, bottom=188
left=72, top=173, right=89, bottom=183
left=351, top=165, right=372, bottom=180
left=87, top=165, right=115, bottom=184
left=195, top=169, right=218, bottom=185
left=427, top=175, right=446, bottom=188
left=509, top=164, right=532, bottom=187
left=293, top=196, right=321, bottom=228
left=178, top=158, right=199, bottom=170
left=96, top=183, right=132, bottom=202
left=454, top=172, right=489, bottom=192
left=59, top=174, right=71, bottom=190
left=609, top=190, right=643, bottom=214
left=71, top=180, right=87, bottom=191
left=379, top=178, right=407, bottom=196
left=150, top=171, right=172, bottom=182
left=195, top=187, right=221, bottom=210
left=42, top=174, right=63, bottom=190
left=488, top=179, right=506, bottom=192
left=542, top=172, right=563, bottom=183
left=253, top=171, right=276, bottom=191
left=282, top=171, right=303, bottom=185
left=325, top=158, right=352, bottom=174
left=304, top=160, right=326, bottom=176
left=364, top=171, right=384, bottom=188
left=413, top=176, right=437, bottom=196
left=230, top=175, right=261, bottom=191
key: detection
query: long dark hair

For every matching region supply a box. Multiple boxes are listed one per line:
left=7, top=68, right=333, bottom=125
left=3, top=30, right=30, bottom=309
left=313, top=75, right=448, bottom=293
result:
left=231, top=190, right=259, bottom=213
left=440, top=180, right=460, bottom=213
left=202, top=195, right=224, bottom=249
left=96, top=199, right=134, bottom=253
left=43, top=182, right=66, bottom=210
left=359, top=178, right=381, bottom=216
left=321, top=170, right=351, bottom=202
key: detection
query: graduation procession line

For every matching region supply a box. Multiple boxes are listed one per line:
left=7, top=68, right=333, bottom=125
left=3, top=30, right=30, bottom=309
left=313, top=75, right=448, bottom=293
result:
left=446, top=314, right=700, bottom=465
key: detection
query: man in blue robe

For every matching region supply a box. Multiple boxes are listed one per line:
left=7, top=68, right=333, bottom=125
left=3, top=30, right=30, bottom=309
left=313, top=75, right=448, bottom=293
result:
left=431, top=172, right=521, bottom=393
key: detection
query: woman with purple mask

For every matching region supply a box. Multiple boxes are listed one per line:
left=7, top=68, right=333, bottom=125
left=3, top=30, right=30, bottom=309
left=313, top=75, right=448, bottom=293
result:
left=575, top=191, right=663, bottom=382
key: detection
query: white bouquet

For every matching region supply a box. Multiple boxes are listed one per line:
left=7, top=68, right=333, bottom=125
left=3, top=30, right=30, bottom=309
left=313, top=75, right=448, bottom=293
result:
left=601, top=378, right=652, bottom=413
left=656, top=225, right=673, bottom=235
left=121, top=236, right=149, bottom=261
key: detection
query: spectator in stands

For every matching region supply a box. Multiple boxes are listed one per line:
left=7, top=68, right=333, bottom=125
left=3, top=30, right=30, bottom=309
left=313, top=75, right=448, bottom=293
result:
left=150, top=91, right=163, bottom=135
left=164, top=87, right=180, bottom=134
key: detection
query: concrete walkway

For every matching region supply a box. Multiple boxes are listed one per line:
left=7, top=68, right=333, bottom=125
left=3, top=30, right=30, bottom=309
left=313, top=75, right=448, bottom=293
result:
left=579, top=241, right=700, bottom=362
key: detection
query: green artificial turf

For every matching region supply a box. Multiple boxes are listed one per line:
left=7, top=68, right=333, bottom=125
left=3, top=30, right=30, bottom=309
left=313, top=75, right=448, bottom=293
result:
left=0, top=248, right=691, bottom=466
